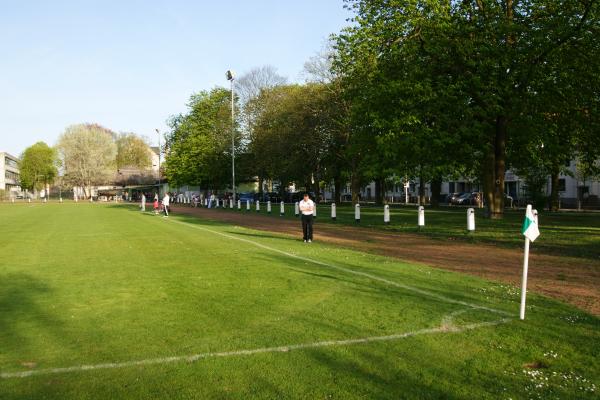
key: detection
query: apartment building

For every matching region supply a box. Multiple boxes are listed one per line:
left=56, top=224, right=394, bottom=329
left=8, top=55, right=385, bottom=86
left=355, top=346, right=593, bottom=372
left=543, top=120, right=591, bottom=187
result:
left=0, top=152, right=21, bottom=196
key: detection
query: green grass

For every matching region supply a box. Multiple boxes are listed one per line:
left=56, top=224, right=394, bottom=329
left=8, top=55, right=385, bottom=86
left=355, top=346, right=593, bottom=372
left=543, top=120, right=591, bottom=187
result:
left=0, top=203, right=598, bottom=399
left=214, top=202, right=600, bottom=259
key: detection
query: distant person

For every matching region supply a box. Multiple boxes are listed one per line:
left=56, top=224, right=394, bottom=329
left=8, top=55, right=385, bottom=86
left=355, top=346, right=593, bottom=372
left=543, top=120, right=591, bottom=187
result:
left=153, top=197, right=159, bottom=214
left=299, top=193, right=315, bottom=243
left=208, top=193, right=215, bottom=208
left=163, top=192, right=170, bottom=217
left=141, top=193, right=146, bottom=212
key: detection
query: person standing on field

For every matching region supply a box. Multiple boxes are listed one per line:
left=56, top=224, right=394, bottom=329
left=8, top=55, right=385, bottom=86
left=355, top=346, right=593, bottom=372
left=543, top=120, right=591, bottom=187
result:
left=141, top=193, right=146, bottom=212
left=162, top=192, right=170, bottom=217
left=299, top=193, right=315, bottom=243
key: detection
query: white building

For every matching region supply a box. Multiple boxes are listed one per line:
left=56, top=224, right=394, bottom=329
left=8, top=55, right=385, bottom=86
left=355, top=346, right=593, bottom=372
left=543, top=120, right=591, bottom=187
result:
left=0, top=152, right=21, bottom=196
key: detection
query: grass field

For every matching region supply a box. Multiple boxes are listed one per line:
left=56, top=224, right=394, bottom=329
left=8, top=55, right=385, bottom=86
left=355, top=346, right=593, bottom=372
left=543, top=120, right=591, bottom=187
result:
left=0, top=202, right=598, bottom=399
left=212, top=202, right=600, bottom=259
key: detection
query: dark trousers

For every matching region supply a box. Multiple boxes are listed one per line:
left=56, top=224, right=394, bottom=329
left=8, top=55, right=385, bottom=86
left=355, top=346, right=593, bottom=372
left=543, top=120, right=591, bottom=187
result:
left=301, top=214, right=314, bottom=240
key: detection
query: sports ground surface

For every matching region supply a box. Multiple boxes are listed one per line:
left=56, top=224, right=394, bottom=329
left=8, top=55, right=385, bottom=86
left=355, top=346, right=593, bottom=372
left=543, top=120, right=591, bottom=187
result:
left=0, top=203, right=598, bottom=399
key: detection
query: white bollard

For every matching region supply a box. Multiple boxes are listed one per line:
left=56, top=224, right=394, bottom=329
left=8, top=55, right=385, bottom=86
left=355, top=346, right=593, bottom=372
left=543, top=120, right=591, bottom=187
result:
left=246, top=200, right=250, bottom=211
left=384, top=204, right=390, bottom=225
left=313, top=203, right=317, bottom=218
left=280, top=201, right=285, bottom=216
left=355, top=203, right=360, bottom=223
left=204, top=198, right=208, bottom=207
left=294, top=202, right=299, bottom=217
left=60, top=198, right=63, bottom=203
left=467, top=208, right=475, bottom=231
left=418, top=206, right=425, bottom=227
left=28, top=198, right=31, bottom=203
left=331, top=203, right=337, bottom=221
left=237, top=199, right=241, bottom=210
left=230, top=199, right=233, bottom=209
left=267, top=200, right=271, bottom=213
left=256, top=200, right=260, bottom=212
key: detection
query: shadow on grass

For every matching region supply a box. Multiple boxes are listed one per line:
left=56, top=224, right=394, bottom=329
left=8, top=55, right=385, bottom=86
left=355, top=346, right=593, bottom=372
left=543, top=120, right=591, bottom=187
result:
left=0, top=273, right=67, bottom=370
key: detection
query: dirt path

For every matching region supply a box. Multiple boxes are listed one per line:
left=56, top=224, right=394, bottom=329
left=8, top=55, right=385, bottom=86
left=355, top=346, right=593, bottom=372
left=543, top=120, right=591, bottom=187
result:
left=172, top=205, right=600, bottom=316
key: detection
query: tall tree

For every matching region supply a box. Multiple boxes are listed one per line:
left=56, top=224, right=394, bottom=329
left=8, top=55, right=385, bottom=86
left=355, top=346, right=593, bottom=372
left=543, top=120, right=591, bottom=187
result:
left=335, top=0, right=599, bottom=217
left=115, top=133, right=151, bottom=170
left=57, top=124, right=117, bottom=198
left=19, top=142, right=58, bottom=195
left=164, top=88, right=239, bottom=190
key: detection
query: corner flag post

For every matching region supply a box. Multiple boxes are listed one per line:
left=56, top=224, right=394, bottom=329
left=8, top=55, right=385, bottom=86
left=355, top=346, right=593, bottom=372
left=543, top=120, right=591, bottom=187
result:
left=520, top=204, right=540, bottom=320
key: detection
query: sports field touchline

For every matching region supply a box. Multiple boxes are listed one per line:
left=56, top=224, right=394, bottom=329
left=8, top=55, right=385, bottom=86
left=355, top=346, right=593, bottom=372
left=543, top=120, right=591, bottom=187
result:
left=0, top=213, right=513, bottom=380
left=1, top=312, right=510, bottom=379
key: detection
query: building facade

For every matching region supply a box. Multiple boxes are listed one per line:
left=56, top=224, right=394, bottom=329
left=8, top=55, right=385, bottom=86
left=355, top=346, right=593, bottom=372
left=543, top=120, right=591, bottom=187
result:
left=0, top=152, right=21, bottom=196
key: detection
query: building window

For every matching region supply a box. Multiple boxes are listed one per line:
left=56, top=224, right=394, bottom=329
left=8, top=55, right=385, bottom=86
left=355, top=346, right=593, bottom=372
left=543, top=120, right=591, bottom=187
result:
left=558, top=179, right=566, bottom=192
left=5, top=157, right=18, bottom=168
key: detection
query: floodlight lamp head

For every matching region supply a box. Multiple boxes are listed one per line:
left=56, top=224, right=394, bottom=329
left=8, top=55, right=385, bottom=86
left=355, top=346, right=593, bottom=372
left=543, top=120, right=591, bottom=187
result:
left=226, top=70, right=235, bottom=81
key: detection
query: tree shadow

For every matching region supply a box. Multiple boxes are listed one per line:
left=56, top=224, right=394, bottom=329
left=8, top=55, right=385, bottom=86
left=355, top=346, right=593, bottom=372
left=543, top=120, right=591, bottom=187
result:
left=0, top=274, right=70, bottom=371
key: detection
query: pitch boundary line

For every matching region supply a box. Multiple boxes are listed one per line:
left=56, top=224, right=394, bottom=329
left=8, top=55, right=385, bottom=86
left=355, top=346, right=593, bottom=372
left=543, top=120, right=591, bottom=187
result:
left=1, top=315, right=509, bottom=379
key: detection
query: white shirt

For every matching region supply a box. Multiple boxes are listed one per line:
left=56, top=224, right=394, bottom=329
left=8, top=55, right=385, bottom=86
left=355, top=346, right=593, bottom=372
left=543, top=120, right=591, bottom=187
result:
left=163, top=194, right=170, bottom=206
left=299, top=199, right=314, bottom=215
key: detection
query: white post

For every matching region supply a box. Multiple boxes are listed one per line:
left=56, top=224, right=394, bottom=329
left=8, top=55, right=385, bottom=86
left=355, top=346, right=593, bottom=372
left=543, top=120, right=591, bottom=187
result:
left=313, top=203, right=317, bottom=218
left=28, top=198, right=31, bottom=203
left=467, top=208, right=475, bottom=231
left=331, top=203, right=337, bottom=221
left=418, top=206, right=425, bottom=227
left=204, top=198, right=208, bottom=207
left=60, top=197, right=63, bottom=203
left=230, top=199, right=233, bottom=209
left=267, top=200, right=272, bottom=213
left=246, top=200, right=250, bottom=211
left=520, top=236, right=530, bottom=320
left=294, top=202, right=299, bottom=217
left=384, top=204, right=390, bottom=225
left=355, top=203, right=360, bottom=223
left=280, top=201, right=285, bottom=216
left=237, top=199, right=241, bottom=210
left=256, top=200, right=260, bottom=212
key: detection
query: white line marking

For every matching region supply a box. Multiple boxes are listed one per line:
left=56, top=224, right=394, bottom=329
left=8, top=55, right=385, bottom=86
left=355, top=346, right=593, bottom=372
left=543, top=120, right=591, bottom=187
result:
left=168, top=218, right=510, bottom=316
left=1, top=216, right=513, bottom=379
left=1, top=317, right=509, bottom=379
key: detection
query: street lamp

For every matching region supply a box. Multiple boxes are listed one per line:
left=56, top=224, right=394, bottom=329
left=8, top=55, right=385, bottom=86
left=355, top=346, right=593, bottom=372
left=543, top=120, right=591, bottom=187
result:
left=155, top=128, right=161, bottom=196
left=226, top=69, right=236, bottom=203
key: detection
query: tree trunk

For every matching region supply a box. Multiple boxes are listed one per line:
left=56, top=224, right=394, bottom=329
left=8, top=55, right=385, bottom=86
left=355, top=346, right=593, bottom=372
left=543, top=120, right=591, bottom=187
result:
left=430, top=176, right=442, bottom=207
left=483, top=116, right=507, bottom=219
left=333, top=175, right=342, bottom=204
left=549, top=163, right=560, bottom=212
left=374, top=178, right=385, bottom=205
left=418, top=174, right=426, bottom=205
left=491, top=116, right=507, bottom=219
left=351, top=174, right=361, bottom=205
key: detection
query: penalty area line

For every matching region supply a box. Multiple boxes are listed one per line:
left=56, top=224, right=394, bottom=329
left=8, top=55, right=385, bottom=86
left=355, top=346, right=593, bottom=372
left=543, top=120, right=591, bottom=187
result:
left=1, top=318, right=510, bottom=379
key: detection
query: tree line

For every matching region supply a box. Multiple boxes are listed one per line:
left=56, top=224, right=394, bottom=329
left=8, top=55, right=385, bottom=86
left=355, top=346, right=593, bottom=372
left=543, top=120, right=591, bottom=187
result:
left=163, top=0, right=600, bottom=218
left=19, top=124, right=152, bottom=198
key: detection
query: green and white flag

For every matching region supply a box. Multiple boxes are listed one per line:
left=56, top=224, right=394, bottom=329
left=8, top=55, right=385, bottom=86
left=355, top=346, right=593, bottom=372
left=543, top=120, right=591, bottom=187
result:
left=521, top=205, right=540, bottom=242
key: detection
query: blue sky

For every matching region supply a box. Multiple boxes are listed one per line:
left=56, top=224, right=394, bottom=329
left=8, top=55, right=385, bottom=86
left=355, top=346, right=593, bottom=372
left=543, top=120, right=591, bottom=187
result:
left=0, top=0, right=351, bottom=156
